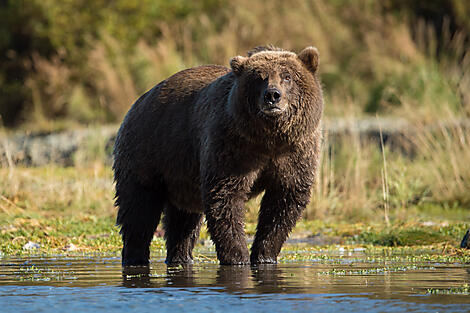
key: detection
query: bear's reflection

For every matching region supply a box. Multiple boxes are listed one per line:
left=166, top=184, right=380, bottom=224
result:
left=121, top=265, right=151, bottom=288
left=121, top=263, right=287, bottom=293
left=166, top=264, right=198, bottom=287
left=215, top=265, right=253, bottom=291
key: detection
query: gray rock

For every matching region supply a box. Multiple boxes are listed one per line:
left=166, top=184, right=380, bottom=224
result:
left=1, top=118, right=469, bottom=167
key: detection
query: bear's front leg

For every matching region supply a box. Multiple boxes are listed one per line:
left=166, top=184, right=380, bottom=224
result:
left=251, top=180, right=313, bottom=264
left=202, top=175, right=254, bottom=265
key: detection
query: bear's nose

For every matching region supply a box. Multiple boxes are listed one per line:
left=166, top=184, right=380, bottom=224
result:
left=263, top=88, right=282, bottom=105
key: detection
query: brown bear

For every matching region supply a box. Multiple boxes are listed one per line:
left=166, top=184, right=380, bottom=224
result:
left=113, top=45, right=323, bottom=266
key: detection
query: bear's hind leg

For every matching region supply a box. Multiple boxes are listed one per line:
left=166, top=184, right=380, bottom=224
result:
left=163, top=204, right=203, bottom=265
left=116, top=179, right=164, bottom=266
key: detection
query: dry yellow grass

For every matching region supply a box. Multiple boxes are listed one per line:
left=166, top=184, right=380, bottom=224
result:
left=19, top=0, right=469, bottom=130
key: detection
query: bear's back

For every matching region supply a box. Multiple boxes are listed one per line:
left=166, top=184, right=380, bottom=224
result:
left=159, top=65, right=231, bottom=100
left=114, top=65, right=232, bottom=198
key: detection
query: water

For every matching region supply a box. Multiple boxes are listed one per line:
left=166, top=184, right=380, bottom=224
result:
left=1, top=250, right=469, bottom=312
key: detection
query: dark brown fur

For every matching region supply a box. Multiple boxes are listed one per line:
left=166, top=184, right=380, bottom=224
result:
left=113, top=46, right=323, bottom=266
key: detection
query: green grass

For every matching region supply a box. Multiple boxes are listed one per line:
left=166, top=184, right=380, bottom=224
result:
left=0, top=215, right=122, bottom=255
left=356, top=225, right=466, bottom=247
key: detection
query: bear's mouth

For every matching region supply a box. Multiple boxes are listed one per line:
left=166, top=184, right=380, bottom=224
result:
left=260, top=105, right=284, bottom=116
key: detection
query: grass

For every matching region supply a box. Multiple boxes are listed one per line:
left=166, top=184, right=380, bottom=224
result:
left=307, top=118, right=470, bottom=224
left=0, top=165, right=116, bottom=255
left=9, top=0, right=469, bottom=131
left=0, top=164, right=468, bottom=257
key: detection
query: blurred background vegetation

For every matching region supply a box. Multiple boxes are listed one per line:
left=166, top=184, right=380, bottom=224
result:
left=0, top=0, right=469, bottom=242
left=1, top=0, right=469, bottom=130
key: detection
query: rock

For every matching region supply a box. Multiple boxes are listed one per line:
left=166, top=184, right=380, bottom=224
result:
left=65, top=243, right=79, bottom=251
left=0, top=126, right=117, bottom=167
left=154, top=229, right=165, bottom=238
left=1, top=119, right=470, bottom=167
left=23, top=241, right=40, bottom=251
left=202, top=239, right=214, bottom=248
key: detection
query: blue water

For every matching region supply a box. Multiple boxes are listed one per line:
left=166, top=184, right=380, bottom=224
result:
left=1, top=253, right=469, bottom=312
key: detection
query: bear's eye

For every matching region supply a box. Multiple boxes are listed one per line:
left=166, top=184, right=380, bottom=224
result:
left=282, top=73, right=291, bottom=82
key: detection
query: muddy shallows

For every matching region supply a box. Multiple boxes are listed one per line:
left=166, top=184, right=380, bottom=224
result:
left=1, top=249, right=469, bottom=313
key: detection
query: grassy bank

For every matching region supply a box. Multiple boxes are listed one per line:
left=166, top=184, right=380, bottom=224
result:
left=1, top=133, right=469, bottom=256
left=1, top=120, right=469, bottom=255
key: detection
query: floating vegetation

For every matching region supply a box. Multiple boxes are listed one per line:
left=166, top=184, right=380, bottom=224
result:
left=318, top=265, right=435, bottom=276
left=17, top=265, right=75, bottom=282
left=426, top=284, right=470, bottom=295
left=276, top=244, right=470, bottom=264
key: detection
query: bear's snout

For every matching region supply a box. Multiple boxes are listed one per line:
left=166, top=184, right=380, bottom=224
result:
left=263, top=88, right=282, bottom=105
left=261, top=87, right=285, bottom=115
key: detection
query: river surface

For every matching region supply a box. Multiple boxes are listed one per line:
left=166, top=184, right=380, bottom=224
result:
left=1, top=249, right=469, bottom=312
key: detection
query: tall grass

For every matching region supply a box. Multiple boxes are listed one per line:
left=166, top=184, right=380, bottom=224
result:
left=0, top=166, right=115, bottom=219
left=305, top=118, right=470, bottom=223
left=411, top=120, right=470, bottom=206
left=19, top=0, right=469, bottom=130
left=2, top=120, right=468, bottom=226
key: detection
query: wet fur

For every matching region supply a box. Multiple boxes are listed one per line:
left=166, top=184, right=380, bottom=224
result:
left=113, top=46, right=323, bottom=266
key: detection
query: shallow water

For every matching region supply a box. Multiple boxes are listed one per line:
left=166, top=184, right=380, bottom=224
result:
left=1, top=249, right=469, bottom=313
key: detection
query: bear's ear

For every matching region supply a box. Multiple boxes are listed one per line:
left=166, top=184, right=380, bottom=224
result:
left=297, top=46, right=319, bottom=75
left=230, top=55, right=247, bottom=76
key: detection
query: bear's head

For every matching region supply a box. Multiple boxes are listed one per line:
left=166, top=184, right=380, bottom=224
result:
left=229, top=46, right=322, bottom=129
